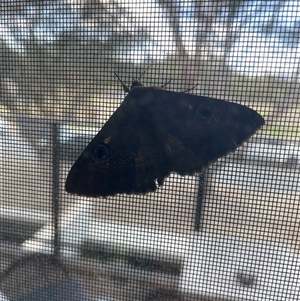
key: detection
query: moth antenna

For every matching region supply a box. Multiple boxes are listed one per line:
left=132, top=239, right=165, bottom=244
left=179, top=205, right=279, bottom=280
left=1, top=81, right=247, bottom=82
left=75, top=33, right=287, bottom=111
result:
left=136, top=63, right=155, bottom=82
left=136, top=53, right=164, bottom=82
left=160, top=78, right=172, bottom=88
left=115, top=52, right=166, bottom=91
left=183, top=84, right=198, bottom=93
left=135, top=51, right=166, bottom=83
left=114, top=72, right=130, bottom=93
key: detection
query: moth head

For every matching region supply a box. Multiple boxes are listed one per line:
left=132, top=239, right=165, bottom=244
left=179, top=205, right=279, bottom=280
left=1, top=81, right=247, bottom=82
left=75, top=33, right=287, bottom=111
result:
left=130, top=80, right=143, bottom=90
left=114, top=72, right=143, bottom=93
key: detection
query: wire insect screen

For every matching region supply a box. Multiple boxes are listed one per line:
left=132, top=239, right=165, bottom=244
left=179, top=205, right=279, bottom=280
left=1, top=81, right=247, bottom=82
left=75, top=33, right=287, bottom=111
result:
left=0, top=1, right=299, bottom=300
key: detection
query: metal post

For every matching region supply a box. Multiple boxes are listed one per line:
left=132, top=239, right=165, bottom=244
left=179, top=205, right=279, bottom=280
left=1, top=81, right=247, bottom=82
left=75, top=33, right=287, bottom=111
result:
left=194, top=171, right=206, bottom=232
left=51, top=123, right=61, bottom=259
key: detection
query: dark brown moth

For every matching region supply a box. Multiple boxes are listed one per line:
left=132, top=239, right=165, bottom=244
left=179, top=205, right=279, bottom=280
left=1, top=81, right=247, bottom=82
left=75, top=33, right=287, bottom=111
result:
left=65, top=80, right=264, bottom=197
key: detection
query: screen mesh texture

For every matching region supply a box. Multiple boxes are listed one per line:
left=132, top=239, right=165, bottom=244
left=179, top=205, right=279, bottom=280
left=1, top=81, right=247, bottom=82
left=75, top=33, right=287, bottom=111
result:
left=0, top=1, right=300, bottom=300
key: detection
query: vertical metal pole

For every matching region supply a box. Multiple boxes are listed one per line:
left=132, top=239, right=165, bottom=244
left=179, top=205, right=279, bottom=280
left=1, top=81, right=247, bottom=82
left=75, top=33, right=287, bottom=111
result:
left=194, top=171, right=206, bottom=232
left=51, top=123, right=61, bottom=259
